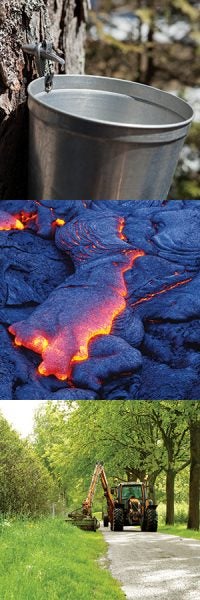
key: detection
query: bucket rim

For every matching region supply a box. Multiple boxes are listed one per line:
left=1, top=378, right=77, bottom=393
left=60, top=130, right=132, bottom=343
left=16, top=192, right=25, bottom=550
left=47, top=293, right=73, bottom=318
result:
left=28, top=74, right=194, bottom=131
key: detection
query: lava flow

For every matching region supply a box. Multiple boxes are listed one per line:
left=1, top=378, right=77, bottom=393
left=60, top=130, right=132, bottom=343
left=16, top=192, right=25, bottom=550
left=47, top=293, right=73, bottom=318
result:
left=0, top=210, right=24, bottom=231
left=0, top=208, right=66, bottom=235
left=9, top=215, right=145, bottom=381
left=131, top=277, right=192, bottom=308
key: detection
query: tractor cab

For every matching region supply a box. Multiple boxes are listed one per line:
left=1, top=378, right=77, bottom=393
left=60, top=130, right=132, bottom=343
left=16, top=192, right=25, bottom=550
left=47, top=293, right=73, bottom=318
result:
left=113, top=482, right=145, bottom=527
left=116, top=482, right=145, bottom=504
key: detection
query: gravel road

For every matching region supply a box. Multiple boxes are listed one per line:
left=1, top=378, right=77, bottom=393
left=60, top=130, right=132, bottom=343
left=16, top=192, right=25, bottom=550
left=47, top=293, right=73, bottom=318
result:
left=101, top=526, right=200, bottom=600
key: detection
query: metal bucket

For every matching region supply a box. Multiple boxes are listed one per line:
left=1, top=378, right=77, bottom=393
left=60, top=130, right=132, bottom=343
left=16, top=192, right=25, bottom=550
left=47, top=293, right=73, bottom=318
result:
left=28, top=75, right=193, bottom=200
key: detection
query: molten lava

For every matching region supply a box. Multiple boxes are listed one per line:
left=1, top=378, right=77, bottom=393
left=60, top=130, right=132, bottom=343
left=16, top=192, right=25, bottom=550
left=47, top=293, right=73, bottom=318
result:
left=0, top=211, right=24, bottom=231
left=54, top=219, right=66, bottom=227
left=118, top=217, right=127, bottom=241
left=8, top=204, right=194, bottom=384
left=19, top=211, right=38, bottom=226
left=131, top=277, right=192, bottom=307
left=9, top=216, right=145, bottom=381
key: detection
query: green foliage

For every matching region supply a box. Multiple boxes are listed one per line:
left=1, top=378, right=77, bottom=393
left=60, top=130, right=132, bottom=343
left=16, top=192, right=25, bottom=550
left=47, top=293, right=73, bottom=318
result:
left=33, top=401, right=199, bottom=510
left=172, top=124, right=200, bottom=199
left=0, top=518, right=125, bottom=600
left=187, top=123, right=200, bottom=149
left=156, top=466, right=190, bottom=503
left=174, top=180, right=200, bottom=200
left=158, top=502, right=189, bottom=524
left=34, top=400, right=162, bottom=505
left=0, top=413, right=56, bottom=517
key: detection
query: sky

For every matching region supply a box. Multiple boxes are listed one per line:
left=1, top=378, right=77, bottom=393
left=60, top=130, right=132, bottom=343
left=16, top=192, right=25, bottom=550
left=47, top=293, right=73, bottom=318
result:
left=0, top=400, right=45, bottom=437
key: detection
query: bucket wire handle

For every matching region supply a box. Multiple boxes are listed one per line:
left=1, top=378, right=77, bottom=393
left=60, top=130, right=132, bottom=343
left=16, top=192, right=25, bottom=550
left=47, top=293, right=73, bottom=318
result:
left=22, top=40, right=65, bottom=92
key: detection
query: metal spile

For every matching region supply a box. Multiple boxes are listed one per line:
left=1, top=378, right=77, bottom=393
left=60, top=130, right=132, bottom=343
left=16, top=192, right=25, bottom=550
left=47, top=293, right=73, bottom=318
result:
left=22, top=39, right=65, bottom=92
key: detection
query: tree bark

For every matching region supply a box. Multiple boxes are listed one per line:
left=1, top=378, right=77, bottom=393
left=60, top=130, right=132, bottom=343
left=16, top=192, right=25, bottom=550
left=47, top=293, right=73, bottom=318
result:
left=143, top=24, right=154, bottom=85
left=187, top=420, right=200, bottom=530
left=166, top=467, right=175, bottom=525
left=0, top=0, right=87, bottom=199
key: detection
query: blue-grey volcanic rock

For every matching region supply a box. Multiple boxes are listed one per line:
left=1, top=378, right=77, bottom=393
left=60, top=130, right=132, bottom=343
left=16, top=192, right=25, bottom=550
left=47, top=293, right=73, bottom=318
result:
left=0, top=199, right=199, bottom=400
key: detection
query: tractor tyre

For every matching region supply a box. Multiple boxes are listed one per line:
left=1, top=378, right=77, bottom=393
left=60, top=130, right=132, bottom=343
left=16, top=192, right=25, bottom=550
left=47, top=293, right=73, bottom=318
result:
left=146, top=508, right=158, bottom=532
left=103, top=515, right=109, bottom=527
left=112, top=507, right=124, bottom=532
left=141, top=517, right=147, bottom=532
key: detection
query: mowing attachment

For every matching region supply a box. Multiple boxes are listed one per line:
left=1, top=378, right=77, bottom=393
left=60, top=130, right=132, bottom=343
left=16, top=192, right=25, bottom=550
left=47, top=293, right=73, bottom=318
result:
left=66, top=508, right=100, bottom=532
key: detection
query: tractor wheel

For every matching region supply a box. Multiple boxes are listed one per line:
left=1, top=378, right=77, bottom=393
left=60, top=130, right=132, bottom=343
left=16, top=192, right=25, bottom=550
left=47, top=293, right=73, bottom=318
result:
left=103, top=515, right=109, bottom=527
left=146, top=508, right=158, bottom=532
left=141, top=517, right=147, bottom=532
left=111, top=507, right=124, bottom=532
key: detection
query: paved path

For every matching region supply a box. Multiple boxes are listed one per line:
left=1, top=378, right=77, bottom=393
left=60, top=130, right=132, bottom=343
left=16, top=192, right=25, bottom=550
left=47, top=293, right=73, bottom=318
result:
left=101, top=526, right=200, bottom=600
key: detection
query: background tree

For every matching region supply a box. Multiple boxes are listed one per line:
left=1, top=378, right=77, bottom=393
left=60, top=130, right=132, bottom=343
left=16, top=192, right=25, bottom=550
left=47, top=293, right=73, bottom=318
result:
left=0, top=412, right=56, bottom=516
left=34, top=400, right=200, bottom=529
left=150, top=402, right=190, bottom=525
left=186, top=402, right=200, bottom=530
left=34, top=400, right=164, bottom=504
left=0, top=0, right=87, bottom=199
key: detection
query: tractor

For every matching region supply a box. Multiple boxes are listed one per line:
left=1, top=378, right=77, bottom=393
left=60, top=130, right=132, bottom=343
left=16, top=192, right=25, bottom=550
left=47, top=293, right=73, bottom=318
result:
left=103, top=480, right=158, bottom=532
left=67, top=462, right=158, bottom=533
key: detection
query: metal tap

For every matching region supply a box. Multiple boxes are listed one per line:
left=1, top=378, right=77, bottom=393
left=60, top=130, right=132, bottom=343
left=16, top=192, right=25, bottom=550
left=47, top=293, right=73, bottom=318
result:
left=22, top=40, right=65, bottom=92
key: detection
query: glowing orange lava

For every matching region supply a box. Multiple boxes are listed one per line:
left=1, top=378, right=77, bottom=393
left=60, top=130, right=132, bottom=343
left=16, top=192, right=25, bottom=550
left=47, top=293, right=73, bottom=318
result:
left=40, top=248, right=144, bottom=380
left=0, top=217, right=24, bottom=231
left=0, top=210, right=39, bottom=232
left=118, top=217, right=127, bottom=241
left=9, top=217, right=145, bottom=381
left=19, top=211, right=37, bottom=225
left=30, top=336, right=49, bottom=353
left=8, top=208, right=195, bottom=384
left=35, top=300, right=130, bottom=381
left=0, top=210, right=66, bottom=235
left=54, top=219, right=66, bottom=227
left=131, top=277, right=192, bottom=307
left=14, top=338, right=22, bottom=346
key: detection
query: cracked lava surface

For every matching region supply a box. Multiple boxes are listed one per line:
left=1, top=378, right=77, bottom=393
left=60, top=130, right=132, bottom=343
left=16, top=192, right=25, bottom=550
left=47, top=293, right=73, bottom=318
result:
left=0, top=200, right=199, bottom=400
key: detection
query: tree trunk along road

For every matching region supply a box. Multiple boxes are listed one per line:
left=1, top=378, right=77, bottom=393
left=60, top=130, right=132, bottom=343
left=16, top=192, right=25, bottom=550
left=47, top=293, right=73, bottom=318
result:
left=101, top=526, right=200, bottom=600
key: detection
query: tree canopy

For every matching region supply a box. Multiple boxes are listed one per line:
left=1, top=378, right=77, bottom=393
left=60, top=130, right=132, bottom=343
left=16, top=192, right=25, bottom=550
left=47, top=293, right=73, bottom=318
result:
left=33, top=400, right=200, bottom=528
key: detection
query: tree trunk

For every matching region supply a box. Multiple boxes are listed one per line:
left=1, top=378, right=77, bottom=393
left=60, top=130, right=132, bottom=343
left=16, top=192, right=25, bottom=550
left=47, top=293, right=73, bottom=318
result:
left=143, top=24, right=154, bottom=85
left=148, top=471, right=160, bottom=504
left=166, top=468, right=175, bottom=525
left=187, top=420, right=200, bottom=530
left=0, top=0, right=87, bottom=199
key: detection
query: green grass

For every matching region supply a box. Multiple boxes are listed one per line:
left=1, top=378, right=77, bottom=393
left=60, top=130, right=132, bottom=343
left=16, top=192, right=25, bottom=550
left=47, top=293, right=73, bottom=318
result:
left=158, top=501, right=189, bottom=524
left=157, top=503, right=200, bottom=540
left=0, top=518, right=125, bottom=600
left=159, top=524, right=200, bottom=540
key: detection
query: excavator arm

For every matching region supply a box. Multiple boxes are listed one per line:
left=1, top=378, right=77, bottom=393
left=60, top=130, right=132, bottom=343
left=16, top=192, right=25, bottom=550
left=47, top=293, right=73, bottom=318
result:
left=99, top=464, right=115, bottom=523
left=67, top=462, right=114, bottom=531
left=83, top=462, right=114, bottom=517
left=82, top=462, right=106, bottom=515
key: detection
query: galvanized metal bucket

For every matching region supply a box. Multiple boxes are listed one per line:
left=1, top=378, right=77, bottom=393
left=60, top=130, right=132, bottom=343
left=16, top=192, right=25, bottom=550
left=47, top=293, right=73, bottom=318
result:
left=27, top=75, right=193, bottom=200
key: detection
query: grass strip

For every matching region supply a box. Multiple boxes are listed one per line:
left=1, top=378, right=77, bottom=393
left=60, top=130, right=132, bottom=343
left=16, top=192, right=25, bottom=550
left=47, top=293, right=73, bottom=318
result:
left=159, top=524, right=200, bottom=540
left=0, top=517, right=125, bottom=600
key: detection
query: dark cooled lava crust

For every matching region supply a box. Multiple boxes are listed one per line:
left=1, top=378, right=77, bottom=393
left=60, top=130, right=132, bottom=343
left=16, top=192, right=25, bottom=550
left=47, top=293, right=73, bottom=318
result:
left=0, top=200, right=199, bottom=400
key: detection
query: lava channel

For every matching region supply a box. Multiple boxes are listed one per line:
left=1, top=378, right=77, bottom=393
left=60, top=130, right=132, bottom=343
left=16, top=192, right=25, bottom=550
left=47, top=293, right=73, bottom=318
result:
left=9, top=216, right=145, bottom=381
left=131, top=277, right=193, bottom=307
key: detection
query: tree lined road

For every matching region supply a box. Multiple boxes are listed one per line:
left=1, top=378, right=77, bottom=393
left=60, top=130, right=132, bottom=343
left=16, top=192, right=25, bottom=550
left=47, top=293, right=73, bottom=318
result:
left=101, top=526, right=200, bottom=600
